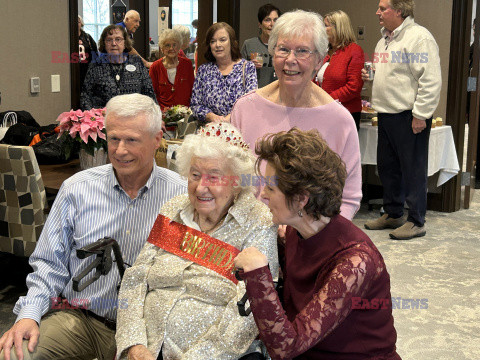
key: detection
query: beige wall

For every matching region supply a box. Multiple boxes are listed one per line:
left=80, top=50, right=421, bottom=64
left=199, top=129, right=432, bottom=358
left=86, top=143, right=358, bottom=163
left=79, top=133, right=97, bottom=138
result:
left=239, top=0, right=452, bottom=120
left=0, top=0, right=71, bottom=126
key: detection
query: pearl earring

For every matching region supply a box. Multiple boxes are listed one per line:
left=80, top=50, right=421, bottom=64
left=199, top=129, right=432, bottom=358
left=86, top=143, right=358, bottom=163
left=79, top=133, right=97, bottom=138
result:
left=298, top=210, right=303, bottom=217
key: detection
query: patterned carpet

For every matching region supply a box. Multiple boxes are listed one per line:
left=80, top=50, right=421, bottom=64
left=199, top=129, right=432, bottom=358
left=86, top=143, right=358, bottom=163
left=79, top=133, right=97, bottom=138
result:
left=353, top=191, right=480, bottom=360
left=0, top=192, right=479, bottom=359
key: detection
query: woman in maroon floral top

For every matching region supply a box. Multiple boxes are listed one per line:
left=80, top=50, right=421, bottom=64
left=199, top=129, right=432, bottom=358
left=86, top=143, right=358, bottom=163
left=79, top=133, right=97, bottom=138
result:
left=234, top=128, right=401, bottom=360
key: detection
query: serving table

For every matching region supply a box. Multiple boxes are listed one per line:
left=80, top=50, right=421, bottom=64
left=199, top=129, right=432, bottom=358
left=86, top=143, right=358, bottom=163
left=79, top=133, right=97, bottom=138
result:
left=358, top=123, right=460, bottom=186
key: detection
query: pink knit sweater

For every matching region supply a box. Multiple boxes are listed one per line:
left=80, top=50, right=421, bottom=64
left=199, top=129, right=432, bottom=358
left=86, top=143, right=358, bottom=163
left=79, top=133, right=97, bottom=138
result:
left=231, top=91, right=362, bottom=220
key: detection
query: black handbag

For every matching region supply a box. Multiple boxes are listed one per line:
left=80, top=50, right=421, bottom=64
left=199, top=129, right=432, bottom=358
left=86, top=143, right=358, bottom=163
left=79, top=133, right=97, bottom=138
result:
left=32, top=133, right=79, bottom=164
left=0, top=123, right=39, bottom=145
left=0, top=110, right=40, bottom=128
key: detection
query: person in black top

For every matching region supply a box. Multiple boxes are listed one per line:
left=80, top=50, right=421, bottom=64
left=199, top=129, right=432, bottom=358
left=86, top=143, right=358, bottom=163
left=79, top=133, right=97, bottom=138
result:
left=80, top=25, right=156, bottom=110
left=78, top=15, right=98, bottom=90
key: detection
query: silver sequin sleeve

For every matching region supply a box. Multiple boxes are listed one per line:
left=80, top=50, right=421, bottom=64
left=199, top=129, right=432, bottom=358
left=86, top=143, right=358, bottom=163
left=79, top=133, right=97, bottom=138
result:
left=116, top=192, right=279, bottom=359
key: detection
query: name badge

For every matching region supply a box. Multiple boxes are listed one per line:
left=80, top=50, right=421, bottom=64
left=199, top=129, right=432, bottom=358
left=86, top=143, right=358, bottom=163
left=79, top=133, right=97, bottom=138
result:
left=126, top=64, right=136, bottom=72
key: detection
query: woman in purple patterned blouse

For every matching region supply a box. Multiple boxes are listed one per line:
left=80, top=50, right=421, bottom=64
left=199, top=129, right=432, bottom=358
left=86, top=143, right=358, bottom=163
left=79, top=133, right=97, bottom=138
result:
left=190, top=22, right=257, bottom=122
left=234, top=129, right=401, bottom=360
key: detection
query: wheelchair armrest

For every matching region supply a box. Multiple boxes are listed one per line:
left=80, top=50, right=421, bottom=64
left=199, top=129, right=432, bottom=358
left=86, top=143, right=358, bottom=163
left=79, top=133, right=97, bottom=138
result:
left=72, top=237, right=126, bottom=292
left=236, top=269, right=279, bottom=317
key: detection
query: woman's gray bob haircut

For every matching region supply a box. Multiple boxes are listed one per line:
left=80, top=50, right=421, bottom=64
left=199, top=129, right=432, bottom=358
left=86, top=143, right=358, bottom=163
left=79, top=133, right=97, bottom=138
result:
left=268, top=9, right=328, bottom=61
left=159, top=28, right=183, bottom=49
left=175, top=123, right=256, bottom=192
left=105, top=94, right=163, bottom=134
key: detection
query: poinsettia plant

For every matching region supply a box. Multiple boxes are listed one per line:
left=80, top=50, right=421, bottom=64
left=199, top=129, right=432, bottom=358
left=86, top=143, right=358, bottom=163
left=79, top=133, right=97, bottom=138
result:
left=163, top=105, right=192, bottom=126
left=56, top=108, right=107, bottom=158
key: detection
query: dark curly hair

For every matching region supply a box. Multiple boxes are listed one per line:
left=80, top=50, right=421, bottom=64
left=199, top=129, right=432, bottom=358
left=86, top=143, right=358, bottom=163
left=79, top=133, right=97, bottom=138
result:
left=98, top=25, right=133, bottom=53
left=204, top=22, right=241, bottom=62
left=255, top=127, right=346, bottom=219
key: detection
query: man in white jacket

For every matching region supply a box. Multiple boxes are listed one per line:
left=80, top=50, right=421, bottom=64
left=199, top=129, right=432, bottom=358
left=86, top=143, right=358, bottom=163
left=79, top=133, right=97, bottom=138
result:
left=363, top=0, right=441, bottom=240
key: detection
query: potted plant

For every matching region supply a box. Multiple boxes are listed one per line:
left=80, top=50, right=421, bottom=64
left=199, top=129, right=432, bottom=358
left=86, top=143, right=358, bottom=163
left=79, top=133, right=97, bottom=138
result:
left=57, top=108, right=108, bottom=169
left=162, top=105, right=192, bottom=126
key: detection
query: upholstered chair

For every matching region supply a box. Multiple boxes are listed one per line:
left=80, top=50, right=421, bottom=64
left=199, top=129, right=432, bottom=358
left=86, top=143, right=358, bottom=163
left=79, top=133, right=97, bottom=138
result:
left=0, top=144, right=47, bottom=256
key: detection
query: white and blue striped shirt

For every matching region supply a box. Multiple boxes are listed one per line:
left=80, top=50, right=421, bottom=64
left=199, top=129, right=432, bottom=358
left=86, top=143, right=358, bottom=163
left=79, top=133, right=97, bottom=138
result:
left=14, top=163, right=187, bottom=323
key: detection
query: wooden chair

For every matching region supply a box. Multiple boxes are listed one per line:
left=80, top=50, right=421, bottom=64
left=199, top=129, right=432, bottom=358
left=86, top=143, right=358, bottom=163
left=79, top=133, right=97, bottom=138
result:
left=0, top=144, right=47, bottom=256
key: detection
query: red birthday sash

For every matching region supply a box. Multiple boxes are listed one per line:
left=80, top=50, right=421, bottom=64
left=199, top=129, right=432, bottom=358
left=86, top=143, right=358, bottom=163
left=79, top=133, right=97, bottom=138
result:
left=147, top=214, right=240, bottom=284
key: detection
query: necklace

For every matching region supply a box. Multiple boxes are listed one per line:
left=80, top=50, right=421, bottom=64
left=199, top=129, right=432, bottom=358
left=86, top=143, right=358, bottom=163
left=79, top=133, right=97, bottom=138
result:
left=109, top=63, right=124, bottom=82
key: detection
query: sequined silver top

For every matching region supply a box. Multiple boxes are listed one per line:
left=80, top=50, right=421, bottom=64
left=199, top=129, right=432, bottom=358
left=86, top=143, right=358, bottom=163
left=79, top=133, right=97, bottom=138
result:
left=116, top=191, right=279, bottom=359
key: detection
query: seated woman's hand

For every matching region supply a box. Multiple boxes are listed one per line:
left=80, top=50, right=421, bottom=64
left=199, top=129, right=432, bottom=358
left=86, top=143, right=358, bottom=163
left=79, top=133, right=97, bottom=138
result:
left=234, top=247, right=268, bottom=273
left=127, top=344, right=156, bottom=360
left=205, top=112, right=226, bottom=123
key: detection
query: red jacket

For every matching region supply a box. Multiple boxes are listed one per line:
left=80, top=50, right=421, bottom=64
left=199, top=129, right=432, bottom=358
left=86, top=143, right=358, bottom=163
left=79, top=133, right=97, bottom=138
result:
left=320, top=43, right=364, bottom=113
left=149, top=56, right=195, bottom=111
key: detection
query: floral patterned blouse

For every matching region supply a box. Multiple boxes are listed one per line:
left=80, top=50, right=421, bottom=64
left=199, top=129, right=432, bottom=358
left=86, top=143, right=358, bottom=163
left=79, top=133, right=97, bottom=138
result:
left=190, top=59, right=257, bottom=121
left=241, top=215, right=401, bottom=360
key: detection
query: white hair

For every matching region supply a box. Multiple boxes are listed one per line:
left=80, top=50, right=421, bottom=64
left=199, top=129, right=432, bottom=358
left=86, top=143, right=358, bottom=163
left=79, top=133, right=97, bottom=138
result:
left=105, top=94, right=163, bottom=134
left=159, top=29, right=183, bottom=49
left=175, top=123, right=256, bottom=192
left=268, top=9, right=328, bottom=61
left=172, top=25, right=191, bottom=46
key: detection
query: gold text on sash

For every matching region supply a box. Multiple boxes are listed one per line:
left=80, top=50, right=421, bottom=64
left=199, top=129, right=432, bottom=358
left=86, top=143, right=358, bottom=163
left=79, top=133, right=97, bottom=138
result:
left=180, top=232, right=234, bottom=270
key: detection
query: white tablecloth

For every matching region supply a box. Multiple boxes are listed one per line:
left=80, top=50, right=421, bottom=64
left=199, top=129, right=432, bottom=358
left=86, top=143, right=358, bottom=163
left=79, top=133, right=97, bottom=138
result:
left=358, top=123, right=460, bottom=186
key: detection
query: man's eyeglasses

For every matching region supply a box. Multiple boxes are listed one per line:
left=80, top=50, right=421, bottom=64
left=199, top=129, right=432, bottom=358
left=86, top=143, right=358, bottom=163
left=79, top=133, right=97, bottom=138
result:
left=105, top=37, right=125, bottom=44
left=274, top=46, right=317, bottom=60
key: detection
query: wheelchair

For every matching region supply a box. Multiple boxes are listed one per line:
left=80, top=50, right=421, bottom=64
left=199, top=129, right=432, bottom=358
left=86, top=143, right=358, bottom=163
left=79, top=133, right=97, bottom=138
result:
left=73, top=237, right=270, bottom=360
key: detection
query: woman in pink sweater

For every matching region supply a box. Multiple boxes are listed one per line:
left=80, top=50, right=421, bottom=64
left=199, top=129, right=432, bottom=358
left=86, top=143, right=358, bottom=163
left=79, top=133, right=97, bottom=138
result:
left=231, top=9, right=361, bottom=220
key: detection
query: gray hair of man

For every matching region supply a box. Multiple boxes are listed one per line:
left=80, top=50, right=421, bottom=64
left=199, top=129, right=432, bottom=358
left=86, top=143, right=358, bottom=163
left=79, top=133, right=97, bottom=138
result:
left=268, top=9, right=328, bottom=61
left=78, top=15, right=84, bottom=28
left=172, top=24, right=191, bottom=48
left=390, top=0, right=415, bottom=18
left=159, top=28, right=183, bottom=49
left=175, top=123, right=256, bottom=193
left=105, top=94, right=163, bottom=135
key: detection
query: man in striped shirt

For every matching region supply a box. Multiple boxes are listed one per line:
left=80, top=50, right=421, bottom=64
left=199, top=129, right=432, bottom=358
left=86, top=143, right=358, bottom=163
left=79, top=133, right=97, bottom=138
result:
left=0, top=94, right=187, bottom=360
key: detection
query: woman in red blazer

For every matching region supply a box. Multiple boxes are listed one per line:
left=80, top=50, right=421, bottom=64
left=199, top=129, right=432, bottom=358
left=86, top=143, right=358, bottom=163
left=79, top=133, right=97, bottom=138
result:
left=316, top=10, right=364, bottom=130
left=149, top=29, right=195, bottom=111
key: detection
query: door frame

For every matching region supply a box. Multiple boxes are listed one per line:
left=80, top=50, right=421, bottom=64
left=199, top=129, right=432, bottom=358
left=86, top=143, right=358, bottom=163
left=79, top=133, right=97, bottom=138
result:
left=70, top=0, right=80, bottom=110
left=428, top=0, right=474, bottom=212
left=465, top=2, right=480, bottom=207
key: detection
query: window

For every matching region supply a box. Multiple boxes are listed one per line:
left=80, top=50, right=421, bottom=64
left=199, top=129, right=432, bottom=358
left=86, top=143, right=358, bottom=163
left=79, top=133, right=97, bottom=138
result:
left=82, top=0, right=111, bottom=42
left=172, top=0, right=198, bottom=41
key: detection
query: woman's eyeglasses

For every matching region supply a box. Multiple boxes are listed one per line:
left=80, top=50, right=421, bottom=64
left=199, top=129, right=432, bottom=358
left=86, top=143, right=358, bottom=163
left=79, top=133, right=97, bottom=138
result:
left=274, top=46, right=317, bottom=59
left=105, top=37, right=125, bottom=44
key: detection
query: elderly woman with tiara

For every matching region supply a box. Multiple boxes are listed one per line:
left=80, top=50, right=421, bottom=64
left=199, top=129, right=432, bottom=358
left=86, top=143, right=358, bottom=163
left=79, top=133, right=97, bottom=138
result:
left=115, top=122, right=279, bottom=360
